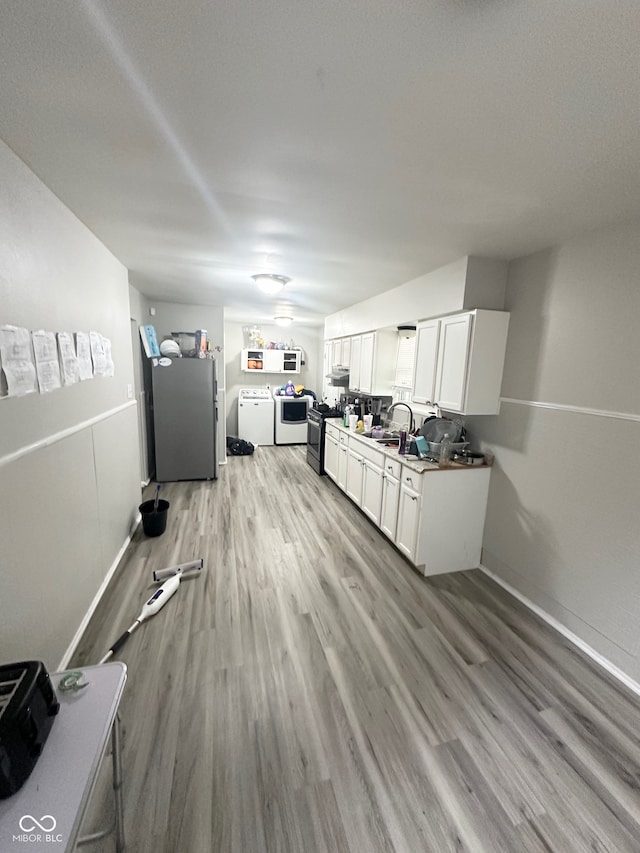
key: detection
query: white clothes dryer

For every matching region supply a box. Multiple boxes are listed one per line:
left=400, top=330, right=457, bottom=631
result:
left=273, top=394, right=314, bottom=444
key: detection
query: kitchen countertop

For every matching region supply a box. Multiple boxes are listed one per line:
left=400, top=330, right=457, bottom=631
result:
left=325, top=418, right=491, bottom=475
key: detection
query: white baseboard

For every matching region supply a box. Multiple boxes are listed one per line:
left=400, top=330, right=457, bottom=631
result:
left=478, top=564, right=640, bottom=701
left=57, top=518, right=141, bottom=670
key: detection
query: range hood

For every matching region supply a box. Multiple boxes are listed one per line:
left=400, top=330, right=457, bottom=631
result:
left=326, top=367, right=350, bottom=386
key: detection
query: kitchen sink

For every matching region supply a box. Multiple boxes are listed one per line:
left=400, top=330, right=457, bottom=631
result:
left=362, top=430, right=400, bottom=444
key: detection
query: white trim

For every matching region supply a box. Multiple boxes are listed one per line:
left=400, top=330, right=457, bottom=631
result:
left=500, top=396, right=640, bottom=423
left=479, top=564, right=640, bottom=701
left=0, top=401, right=137, bottom=469
left=57, top=518, right=141, bottom=670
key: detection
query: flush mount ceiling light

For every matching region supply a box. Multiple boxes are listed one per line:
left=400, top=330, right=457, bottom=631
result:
left=274, top=316, right=293, bottom=327
left=252, top=273, right=290, bottom=295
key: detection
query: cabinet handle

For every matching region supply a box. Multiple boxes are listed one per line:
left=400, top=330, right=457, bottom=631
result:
left=411, top=495, right=418, bottom=502
left=406, top=477, right=414, bottom=486
left=387, top=465, right=393, bottom=472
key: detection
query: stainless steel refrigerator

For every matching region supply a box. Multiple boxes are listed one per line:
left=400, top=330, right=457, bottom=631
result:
left=151, top=358, right=218, bottom=481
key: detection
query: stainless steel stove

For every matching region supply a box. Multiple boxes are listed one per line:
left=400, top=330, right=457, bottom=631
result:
left=306, top=406, right=341, bottom=474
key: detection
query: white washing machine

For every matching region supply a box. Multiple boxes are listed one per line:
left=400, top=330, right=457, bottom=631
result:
left=273, top=394, right=314, bottom=445
left=237, top=388, right=274, bottom=446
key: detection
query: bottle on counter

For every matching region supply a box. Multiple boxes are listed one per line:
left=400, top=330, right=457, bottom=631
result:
left=438, top=433, right=452, bottom=468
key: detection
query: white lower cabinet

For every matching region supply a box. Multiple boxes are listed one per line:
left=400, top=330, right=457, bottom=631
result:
left=337, top=436, right=349, bottom=491
left=325, top=425, right=492, bottom=576
left=396, top=481, right=421, bottom=562
left=324, top=432, right=338, bottom=482
left=361, top=459, right=384, bottom=526
left=380, top=469, right=400, bottom=540
left=346, top=445, right=364, bottom=505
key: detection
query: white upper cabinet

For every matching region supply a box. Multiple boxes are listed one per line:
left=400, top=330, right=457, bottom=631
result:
left=412, top=309, right=509, bottom=415
left=341, top=337, right=351, bottom=369
left=436, top=313, right=473, bottom=412
left=412, top=319, right=440, bottom=405
left=349, top=329, right=396, bottom=395
left=349, top=335, right=363, bottom=391
left=326, top=336, right=351, bottom=369
left=241, top=348, right=301, bottom=374
left=359, top=332, right=375, bottom=393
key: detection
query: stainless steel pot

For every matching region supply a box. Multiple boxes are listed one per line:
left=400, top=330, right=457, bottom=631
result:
left=452, top=450, right=485, bottom=466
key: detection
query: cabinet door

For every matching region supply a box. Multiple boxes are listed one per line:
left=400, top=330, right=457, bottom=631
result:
left=358, top=332, right=375, bottom=394
left=323, top=342, right=332, bottom=400
left=346, top=448, right=364, bottom=505
left=380, top=473, right=400, bottom=539
left=341, top=337, right=351, bottom=369
left=435, top=313, right=472, bottom=412
left=396, top=482, right=421, bottom=561
left=349, top=335, right=362, bottom=391
left=412, top=320, right=440, bottom=404
left=330, top=339, right=342, bottom=368
left=337, top=442, right=349, bottom=490
left=324, top=433, right=338, bottom=481
left=362, top=460, right=383, bottom=525
left=263, top=350, right=282, bottom=372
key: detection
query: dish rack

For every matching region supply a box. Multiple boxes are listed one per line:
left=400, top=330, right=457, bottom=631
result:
left=425, top=440, right=468, bottom=460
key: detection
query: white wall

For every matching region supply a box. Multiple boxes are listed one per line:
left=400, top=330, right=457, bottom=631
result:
left=324, top=256, right=507, bottom=338
left=467, top=216, right=640, bottom=682
left=0, top=140, right=141, bottom=670
left=225, top=321, right=322, bottom=437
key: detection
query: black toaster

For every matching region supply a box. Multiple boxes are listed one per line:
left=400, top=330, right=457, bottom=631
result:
left=0, top=660, right=60, bottom=798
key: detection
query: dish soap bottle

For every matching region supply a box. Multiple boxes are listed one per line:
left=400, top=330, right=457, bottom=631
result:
left=438, top=433, right=452, bottom=468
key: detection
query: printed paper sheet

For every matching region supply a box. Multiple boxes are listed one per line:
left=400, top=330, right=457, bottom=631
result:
left=32, top=330, right=62, bottom=393
left=75, top=331, right=93, bottom=380
left=89, top=330, right=106, bottom=376
left=101, top=336, right=115, bottom=377
left=57, top=331, right=80, bottom=386
left=0, top=324, right=37, bottom=397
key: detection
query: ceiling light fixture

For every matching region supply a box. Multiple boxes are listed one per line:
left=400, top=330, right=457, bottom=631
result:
left=274, top=316, right=293, bottom=327
left=252, top=273, right=290, bottom=295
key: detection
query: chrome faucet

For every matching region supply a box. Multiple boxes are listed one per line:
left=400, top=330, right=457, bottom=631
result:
left=386, top=402, right=414, bottom=434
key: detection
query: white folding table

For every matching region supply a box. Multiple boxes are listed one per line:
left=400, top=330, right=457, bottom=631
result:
left=0, top=662, right=127, bottom=852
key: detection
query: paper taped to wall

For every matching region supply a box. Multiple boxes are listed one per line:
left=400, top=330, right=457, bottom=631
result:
left=0, top=324, right=37, bottom=397
left=32, top=330, right=62, bottom=393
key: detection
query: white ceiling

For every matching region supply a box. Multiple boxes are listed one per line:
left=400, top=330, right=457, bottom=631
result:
left=2, top=1, right=640, bottom=326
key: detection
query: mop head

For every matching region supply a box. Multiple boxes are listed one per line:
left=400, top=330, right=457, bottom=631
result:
left=153, top=558, right=204, bottom=582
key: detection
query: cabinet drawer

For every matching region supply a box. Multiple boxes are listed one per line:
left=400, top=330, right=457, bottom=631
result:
left=401, top=469, right=421, bottom=492
left=382, top=458, right=401, bottom=479
left=355, top=439, right=384, bottom=468
left=326, top=422, right=341, bottom=440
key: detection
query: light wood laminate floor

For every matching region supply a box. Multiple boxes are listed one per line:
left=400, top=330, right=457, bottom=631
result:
left=73, top=445, right=640, bottom=852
